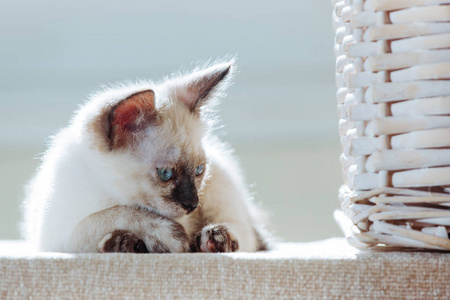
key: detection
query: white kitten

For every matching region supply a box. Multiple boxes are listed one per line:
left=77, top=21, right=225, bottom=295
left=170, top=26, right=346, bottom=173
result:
left=23, top=61, right=269, bottom=253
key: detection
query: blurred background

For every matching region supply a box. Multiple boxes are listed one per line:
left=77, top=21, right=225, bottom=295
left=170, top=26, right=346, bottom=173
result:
left=0, top=0, right=342, bottom=242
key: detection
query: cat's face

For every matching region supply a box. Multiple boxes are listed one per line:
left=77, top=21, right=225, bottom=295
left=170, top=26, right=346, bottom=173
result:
left=126, top=101, right=210, bottom=219
left=88, top=62, right=233, bottom=219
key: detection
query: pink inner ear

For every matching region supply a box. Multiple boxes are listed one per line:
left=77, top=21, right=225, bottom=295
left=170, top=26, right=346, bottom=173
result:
left=112, top=90, right=155, bottom=130
left=112, top=100, right=142, bottom=130
left=110, top=90, right=155, bottom=148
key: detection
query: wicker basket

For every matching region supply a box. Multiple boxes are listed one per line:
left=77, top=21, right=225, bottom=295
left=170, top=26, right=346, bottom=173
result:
left=332, top=0, right=450, bottom=250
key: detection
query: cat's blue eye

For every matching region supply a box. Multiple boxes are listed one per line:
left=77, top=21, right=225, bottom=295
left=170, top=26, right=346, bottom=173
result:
left=157, top=168, right=173, bottom=182
left=195, top=164, right=205, bottom=176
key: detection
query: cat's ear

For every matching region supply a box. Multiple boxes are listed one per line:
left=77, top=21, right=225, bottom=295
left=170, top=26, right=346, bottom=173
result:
left=108, top=90, right=157, bottom=149
left=174, top=62, right=234, bottom=112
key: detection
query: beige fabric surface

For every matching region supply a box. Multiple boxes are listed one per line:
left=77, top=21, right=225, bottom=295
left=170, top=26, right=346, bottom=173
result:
left=0, top=238, right=449, bottom=299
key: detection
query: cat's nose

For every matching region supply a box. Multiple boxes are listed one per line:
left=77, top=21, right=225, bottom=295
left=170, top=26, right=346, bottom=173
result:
left=182, top=203, right=198, bottom=214
left=172, top=177, right=199, bottom=213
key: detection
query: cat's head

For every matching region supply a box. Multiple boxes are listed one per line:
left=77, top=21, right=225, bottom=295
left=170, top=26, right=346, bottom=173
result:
left=85, top=62, right=234, bottom=219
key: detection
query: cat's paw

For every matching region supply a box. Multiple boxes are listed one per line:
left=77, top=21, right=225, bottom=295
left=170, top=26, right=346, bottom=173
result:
left=98, top=229, right=148, bottom=253
left=195, top=224, right=239, bottom=253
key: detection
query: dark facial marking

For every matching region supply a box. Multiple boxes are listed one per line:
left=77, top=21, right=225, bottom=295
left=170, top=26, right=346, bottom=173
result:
left=170, top=166, right=199, bottom=213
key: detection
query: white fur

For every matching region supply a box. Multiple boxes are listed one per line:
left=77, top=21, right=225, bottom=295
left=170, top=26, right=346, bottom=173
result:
left=23, top=61, right=267, bottom=253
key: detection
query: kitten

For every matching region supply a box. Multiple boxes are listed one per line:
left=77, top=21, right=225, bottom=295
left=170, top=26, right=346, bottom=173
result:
left=23, top=61, right=269, bottom=253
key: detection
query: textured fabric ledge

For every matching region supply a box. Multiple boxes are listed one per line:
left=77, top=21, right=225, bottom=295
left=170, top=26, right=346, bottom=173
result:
left=1, top=238, right=449, bottom=299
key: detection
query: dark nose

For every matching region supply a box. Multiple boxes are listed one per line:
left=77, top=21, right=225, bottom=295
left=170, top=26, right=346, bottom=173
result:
left=171, top=176, right=199, bottom=214
left=180, top=192, right=198, bottom=213
left=182, top=203, right=198, bottom=214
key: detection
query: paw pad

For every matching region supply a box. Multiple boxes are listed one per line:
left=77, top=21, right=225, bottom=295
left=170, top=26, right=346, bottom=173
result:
left=196, top=225, right=239, bottom=253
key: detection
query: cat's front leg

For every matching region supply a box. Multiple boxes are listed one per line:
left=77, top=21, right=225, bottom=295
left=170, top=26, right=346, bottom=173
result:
left=68, top=205, right=189, bottom=253
left=192, top=162, right=268, bottom=253
left=194, top=224, right=239, bottom=253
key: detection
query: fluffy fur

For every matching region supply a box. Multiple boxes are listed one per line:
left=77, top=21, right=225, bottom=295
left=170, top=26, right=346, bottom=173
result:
left=23, top=61, right=269, bottom=253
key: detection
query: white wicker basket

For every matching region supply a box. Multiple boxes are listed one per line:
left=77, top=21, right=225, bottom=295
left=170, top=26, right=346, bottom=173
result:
left=333, top=0, right=450, bottom=250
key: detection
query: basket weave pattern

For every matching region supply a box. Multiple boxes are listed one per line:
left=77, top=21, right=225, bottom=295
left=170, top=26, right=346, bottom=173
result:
left=333, top=0, right=450, bottom=250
